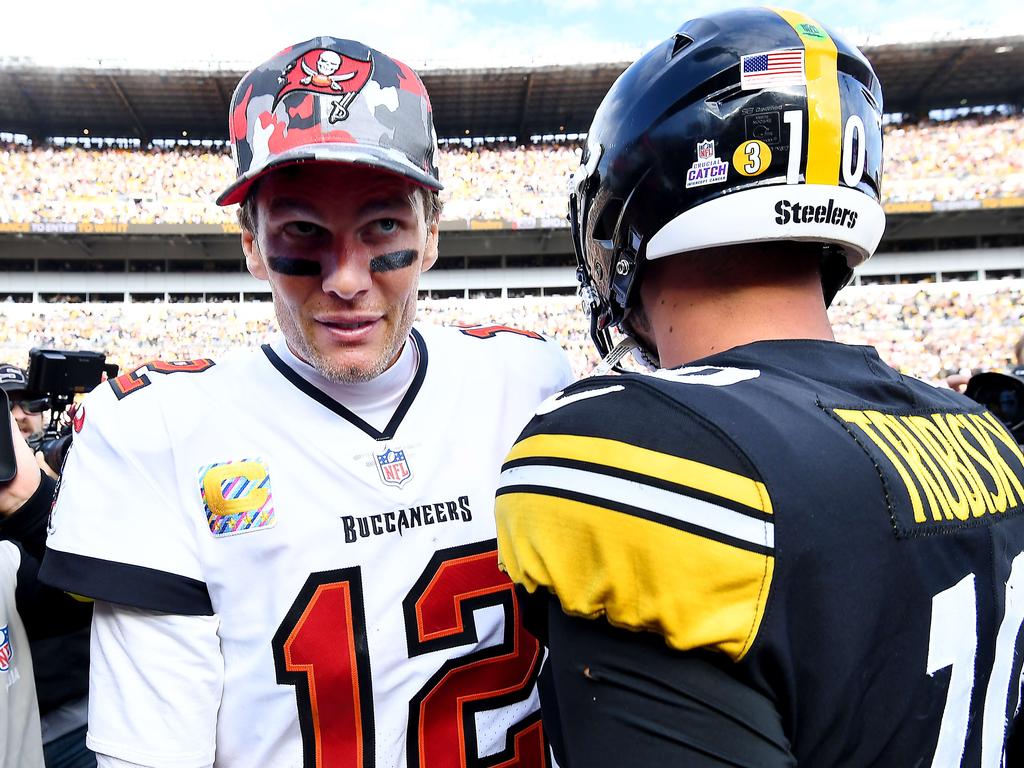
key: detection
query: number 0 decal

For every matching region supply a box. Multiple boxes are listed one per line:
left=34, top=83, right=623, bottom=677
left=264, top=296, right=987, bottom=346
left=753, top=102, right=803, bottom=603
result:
left=273, top=542, right=547, bottom=768
left=782, top=110, right=868, bottom=187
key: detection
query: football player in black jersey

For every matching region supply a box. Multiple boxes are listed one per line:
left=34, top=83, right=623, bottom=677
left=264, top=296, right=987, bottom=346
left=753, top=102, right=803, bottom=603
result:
left=495, top=7, right=1024, bottom=767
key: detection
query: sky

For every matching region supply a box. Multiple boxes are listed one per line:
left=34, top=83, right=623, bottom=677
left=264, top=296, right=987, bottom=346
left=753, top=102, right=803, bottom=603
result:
left=2, top=0, right=1023, bottom=70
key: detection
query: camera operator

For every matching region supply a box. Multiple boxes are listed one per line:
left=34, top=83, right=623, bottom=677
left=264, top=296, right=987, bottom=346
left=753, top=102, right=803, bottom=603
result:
left=1, top=365, right=58, bottom=479
left=964, top=368, right=1024, bottom=447
left=1, top=363, right=94, bottom=768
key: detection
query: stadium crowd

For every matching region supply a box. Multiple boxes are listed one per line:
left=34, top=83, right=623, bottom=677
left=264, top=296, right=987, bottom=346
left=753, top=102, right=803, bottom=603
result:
left=2, top=282, right=1022, bottom=384
left=1, top=114, right=1022, bottom=226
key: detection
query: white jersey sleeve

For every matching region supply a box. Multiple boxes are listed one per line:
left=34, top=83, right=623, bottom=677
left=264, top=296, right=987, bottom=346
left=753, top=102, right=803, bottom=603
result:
left=42, top=368, right=212, bottom=615
left=88, top=602, right=221, bottom=768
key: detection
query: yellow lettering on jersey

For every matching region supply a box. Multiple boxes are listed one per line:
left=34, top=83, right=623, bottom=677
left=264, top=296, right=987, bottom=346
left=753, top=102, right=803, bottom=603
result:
left=834, top=409, right=1024, bottom=525
left=922, top=415, right=990, bottom=517
left=496, top=491, right=773, bottom=662
left=834, top=409, right=928, bottom=522
left=979, top=411, right=1024, bottom=505
left=903, top=416, right=976, bottom=521
left=202, top=461, right=270, bottom=517
left=947, top=414, right=1009, bottom=513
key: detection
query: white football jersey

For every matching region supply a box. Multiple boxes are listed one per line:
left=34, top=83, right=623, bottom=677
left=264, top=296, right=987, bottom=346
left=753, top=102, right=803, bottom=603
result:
left=44, top=324, right=573, bottom=768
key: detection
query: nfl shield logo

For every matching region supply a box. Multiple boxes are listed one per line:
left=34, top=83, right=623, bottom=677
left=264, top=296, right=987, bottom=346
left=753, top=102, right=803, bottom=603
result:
left=376, top=448, right=412, bottom=488
left=0, top=625, right=12, bottom=672
left=697, top=140, right=715, bottom=161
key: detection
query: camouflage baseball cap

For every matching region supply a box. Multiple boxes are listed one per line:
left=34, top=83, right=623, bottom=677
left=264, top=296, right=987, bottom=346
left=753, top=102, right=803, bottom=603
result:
left=217, top=37, right=442, bottom=207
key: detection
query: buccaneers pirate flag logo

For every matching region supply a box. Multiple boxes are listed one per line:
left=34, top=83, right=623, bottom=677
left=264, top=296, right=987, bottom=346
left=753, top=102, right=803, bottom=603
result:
left=274, top=48, right=374, bottom=123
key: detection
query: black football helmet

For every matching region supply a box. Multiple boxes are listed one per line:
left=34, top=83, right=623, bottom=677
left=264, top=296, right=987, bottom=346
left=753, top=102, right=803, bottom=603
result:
left=569, top=7, right=885, bottom=361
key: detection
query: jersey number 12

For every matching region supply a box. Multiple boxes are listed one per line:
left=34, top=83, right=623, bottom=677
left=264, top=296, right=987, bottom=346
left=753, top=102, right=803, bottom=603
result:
left=272, top=539, right=546, bottom=768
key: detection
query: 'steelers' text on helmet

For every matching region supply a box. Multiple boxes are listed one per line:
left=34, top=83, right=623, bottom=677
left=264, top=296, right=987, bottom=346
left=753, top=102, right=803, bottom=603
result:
left=570, top=7, right=885, bottom=359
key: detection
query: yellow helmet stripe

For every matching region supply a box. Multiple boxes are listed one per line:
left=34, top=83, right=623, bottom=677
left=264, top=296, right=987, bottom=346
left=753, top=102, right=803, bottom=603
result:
left=770, top=7, right=842, bottom=185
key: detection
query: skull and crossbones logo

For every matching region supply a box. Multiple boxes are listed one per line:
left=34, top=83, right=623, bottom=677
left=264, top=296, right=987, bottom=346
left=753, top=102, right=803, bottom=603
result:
left=300, top=51, right=357, bottom=91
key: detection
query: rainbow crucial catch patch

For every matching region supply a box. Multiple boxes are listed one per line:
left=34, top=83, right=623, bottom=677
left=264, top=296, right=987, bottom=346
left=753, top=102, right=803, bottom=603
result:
left=198, top=458, right=276, bottom=537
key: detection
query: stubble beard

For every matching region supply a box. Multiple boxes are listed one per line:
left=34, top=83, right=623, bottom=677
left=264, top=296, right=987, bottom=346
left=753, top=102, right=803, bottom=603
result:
left=273, top=294, right=415, bottom=385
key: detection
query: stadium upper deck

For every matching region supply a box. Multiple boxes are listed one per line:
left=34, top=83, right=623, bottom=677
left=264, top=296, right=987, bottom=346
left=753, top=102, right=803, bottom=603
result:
left=1, top=34, right=1022, bottom=141
left=1, top=35, right=1022, bottom=301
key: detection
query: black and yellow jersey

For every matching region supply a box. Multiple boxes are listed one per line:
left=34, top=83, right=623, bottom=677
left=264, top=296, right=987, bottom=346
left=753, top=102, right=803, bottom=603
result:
left=496, top=340, right=1024, bottom=766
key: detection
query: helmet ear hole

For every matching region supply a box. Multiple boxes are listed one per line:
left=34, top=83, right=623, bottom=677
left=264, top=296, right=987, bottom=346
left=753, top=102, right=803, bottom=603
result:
left=670, top=34, right=694, bottom=58
left=592, top=198, right=624, bottom=243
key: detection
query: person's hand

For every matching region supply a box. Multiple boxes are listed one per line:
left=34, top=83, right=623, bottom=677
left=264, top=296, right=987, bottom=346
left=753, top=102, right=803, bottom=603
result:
left=35, top=451, right=59, bottom=480
left=946, top=373, right=971, bottom=393
left=0, top=419, right=43, bottom=517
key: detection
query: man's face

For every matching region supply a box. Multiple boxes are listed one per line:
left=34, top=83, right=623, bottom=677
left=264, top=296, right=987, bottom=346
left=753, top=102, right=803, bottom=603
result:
left=10, top=401, right=43, bottom=441
left=242, top=164, right=438, bottom=383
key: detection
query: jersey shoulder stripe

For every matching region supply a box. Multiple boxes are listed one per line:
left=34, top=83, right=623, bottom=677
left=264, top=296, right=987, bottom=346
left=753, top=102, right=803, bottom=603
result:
left=496, top=380, right=774, bottom=660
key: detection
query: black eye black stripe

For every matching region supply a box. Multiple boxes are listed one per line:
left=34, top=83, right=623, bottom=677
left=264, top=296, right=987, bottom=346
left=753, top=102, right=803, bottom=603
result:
left=267, top=257, right=322, bottom=276
left=369, top=249, right=417, bottom=273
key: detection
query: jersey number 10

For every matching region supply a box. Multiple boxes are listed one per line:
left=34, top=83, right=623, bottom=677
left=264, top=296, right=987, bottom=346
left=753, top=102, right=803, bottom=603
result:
left=272, top=539, right=547, bottom=768
left=928, top=551, right=1024, bottom=767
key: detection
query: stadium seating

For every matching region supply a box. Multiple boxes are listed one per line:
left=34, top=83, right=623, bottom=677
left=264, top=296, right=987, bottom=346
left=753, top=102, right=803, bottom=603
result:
left=3, top=281, right=1022, bottom=384
left=1, top=115, right=1022, bottom=226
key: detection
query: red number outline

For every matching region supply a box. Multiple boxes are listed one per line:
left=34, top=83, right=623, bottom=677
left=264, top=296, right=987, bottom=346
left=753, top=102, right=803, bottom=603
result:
left=457, top=325, right=544, bottom=341
left=273, top=543, right=547, bottom=768
left=272, top=567, right=376, bottom=768
left=109, top=358, right=214, bottom=400
left=402, top=540, right=547, bottom=768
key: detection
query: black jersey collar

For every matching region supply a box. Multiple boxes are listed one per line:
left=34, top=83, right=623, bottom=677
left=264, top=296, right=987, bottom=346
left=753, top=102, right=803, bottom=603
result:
left=262, top=327, right=428, bottom=441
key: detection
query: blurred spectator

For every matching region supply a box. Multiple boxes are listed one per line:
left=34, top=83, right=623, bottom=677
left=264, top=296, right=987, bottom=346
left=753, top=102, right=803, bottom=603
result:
left=0, top=420, right=93, bottom=767
left=0, top=533, right=45, bottom=768
left=2, top=281, right=1024, bottom=386
left=0, top=366, right=45, bottom=443
left=1, top=114, right=1022, bottom=226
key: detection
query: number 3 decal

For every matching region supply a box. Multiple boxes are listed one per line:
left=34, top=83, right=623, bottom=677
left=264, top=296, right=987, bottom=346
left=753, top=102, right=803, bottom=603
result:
left=273, top=541, right=547, bottom=768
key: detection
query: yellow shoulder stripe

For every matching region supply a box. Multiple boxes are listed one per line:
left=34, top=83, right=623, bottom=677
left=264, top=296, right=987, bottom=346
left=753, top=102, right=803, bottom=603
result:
left=506, top=432, right=772, bottom=515
left=770, top=7, right=841, bottom=185
left=496, top=491, right=774, bottom=661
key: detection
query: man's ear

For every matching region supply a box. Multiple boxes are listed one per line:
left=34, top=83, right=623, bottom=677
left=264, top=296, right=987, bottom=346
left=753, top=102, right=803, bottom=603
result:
left=420, top=219, right=440, bottom=273
left=242, top=229, right=268, bottom=281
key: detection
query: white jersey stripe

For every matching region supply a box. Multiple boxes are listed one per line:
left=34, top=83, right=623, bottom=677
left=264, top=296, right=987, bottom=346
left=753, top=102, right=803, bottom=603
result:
left=499, top=464, right=775, bottom=549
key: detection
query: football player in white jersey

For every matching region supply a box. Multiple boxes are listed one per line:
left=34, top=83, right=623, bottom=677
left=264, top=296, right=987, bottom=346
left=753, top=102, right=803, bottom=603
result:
left=37, top=37, right=572, bottom=768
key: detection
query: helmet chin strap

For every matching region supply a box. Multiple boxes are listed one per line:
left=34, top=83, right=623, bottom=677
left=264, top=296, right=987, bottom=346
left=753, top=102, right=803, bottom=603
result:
left=592, top=336, right=641, bottom=376
left=591, top=334, right=660, bottom=376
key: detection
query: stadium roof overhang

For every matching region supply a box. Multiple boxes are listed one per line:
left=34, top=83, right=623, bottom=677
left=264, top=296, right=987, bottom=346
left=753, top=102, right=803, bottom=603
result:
left=1, top=35, right=1022, bottom=143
